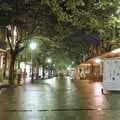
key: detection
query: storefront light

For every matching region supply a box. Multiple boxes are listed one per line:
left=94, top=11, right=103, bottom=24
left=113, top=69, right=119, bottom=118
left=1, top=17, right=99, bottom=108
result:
left=95, top=58, right=102, bottom=64
left=111, top=48, right=120, bottom=53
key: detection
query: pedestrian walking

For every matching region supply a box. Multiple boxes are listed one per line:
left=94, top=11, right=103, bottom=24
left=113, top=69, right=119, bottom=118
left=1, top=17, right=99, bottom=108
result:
left=17, top=67, right=22, bottom=85
left=23, top=68, right=27, bottom=84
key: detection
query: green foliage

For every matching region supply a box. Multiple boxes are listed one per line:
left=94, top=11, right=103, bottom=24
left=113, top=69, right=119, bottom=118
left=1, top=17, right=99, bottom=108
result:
left=0, top=3, right=12, bottom=11
left=1, top=0, right=120, bottom=68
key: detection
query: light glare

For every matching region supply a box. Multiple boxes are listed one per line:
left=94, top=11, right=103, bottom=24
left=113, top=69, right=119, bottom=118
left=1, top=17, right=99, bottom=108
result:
left=95, top=58, right=101, bottom=64
left=47, top=58, right=52, bottom=63
left=67, top=66, right=71, bottom=70
left=111, top=48, right=120, bottom=53
left=29, top=42, right=37, bottom=50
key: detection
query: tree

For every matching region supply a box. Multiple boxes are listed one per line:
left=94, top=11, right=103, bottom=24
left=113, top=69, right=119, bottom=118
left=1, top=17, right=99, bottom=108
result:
left=1, top=1, right=59, bottom=84
left=41, top=0, right=120, bottom=54
left=1, top=0, right=120, bottom=84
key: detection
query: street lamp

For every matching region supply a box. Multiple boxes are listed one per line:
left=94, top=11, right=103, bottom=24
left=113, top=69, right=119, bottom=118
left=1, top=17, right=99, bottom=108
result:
left=67, top=66, right=71, bottom=71
left=46, top=58, right=52, bottom=78
left=29, top=42, right=37, bottom=82
left=72, top=61, right=74, bottom=65
left=30, top=42, right=37, bottom=50
left=47, top=58, right=52, bottom=63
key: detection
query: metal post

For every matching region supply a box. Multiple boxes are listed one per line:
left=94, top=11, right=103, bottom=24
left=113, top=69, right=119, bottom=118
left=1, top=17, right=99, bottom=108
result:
left=31, top=51, right=34, bottom=83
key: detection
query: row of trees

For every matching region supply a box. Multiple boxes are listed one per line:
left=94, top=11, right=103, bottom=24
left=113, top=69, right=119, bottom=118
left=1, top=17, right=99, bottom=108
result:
left=0, top=0, right=120, bottom=84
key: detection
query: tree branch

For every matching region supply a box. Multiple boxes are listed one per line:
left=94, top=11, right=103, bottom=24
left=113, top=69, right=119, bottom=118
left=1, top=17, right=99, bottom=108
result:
left=6, top=30, right=13, bottom=53
left=14, top=46, right=24, bottom=56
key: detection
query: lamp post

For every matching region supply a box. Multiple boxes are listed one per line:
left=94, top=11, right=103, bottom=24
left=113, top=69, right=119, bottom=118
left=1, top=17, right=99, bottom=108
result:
left=47, top=58, right=52, bottom=78
left=29, top=42, right=37, bottom=82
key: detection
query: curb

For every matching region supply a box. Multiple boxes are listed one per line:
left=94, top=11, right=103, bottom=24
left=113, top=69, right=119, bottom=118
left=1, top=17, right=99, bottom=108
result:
left=0, top=84, right=17, bottom=90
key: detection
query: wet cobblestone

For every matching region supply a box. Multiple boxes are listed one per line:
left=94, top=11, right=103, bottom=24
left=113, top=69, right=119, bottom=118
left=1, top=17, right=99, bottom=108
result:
left=0, top=77, right=120, bottom=120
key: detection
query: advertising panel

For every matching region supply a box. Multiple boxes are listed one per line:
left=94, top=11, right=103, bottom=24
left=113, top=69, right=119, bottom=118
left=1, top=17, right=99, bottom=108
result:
left=103, top=58, right=120, bottom=90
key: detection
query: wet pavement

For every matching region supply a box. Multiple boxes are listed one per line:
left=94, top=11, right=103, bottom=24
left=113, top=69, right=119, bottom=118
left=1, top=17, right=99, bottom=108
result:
left=0, top=77, right=120, bottom=120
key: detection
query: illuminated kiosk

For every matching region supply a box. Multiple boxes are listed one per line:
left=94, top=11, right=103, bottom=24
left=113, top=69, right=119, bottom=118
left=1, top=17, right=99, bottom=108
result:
left=102, top=57, right=120, bottom=91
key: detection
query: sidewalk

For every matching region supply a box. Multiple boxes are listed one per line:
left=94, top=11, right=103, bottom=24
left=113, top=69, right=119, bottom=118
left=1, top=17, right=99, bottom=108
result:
left=0, top=76, right=31, bottom=89
left=0, top=76, right=45, bottom=89
left=0, top=79, right=10, bottom=89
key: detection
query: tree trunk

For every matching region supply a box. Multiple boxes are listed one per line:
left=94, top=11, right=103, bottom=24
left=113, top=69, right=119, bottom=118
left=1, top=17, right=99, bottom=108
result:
left=42, top=55, right=45, bottom=79
left=3, top=53, right=7, bottom=78
left=36, top=63, right=39, bottom=80
left=8, top=55, right=16, bottom=85
left=48, top=67, right=51, bottom=78
left=42, top=64, right=45, bottom=79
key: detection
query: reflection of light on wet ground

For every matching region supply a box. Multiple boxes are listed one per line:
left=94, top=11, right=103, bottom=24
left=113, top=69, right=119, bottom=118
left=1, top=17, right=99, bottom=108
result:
left=42, top=77, right=73, bottom=89
left=77, top=81, right=108, bottom=120
left=22, top=77, right=61, bottom=110
left=21, top=88, right=41, bottom=110
left=93, top=83, right=103, bottom=96
left=75, top=80, right=109, bottom=119
left=66, top=77, right=73, bottom=87
left=43, top=77, right=56, bottom=87
left=1, top=78, right=119, bottom=120
left=35, top=77, right=78, bottom=109
left=92, top=82, right=107, bottom=107
left=91, top=83, right=109, bottom=120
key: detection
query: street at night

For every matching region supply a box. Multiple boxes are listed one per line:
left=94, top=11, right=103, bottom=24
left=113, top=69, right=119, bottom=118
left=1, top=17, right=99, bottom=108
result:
left=0, top=0, right=120, bottom=120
